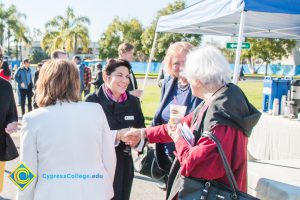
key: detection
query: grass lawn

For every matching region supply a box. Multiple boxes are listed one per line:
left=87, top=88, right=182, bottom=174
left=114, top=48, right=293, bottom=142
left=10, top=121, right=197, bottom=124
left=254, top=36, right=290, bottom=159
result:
left=141, top=81, right=263, bottom=126
left=238, top=81, right=263, bottom=110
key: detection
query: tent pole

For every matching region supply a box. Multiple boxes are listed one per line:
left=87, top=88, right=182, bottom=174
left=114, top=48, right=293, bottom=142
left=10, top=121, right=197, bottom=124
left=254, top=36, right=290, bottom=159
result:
left=141, top=32, right=158, bottom=100
left=232, top=11, right=245, bottom=84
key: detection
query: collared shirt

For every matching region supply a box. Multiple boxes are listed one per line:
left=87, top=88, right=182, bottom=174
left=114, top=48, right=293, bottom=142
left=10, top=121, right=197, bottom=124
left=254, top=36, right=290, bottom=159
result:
left=103, top=85, right=128, bottom=103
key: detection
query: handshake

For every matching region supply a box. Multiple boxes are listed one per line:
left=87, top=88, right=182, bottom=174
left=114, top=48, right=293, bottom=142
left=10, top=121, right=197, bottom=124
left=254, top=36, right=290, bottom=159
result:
left=116, top=128, right=145, bottom=147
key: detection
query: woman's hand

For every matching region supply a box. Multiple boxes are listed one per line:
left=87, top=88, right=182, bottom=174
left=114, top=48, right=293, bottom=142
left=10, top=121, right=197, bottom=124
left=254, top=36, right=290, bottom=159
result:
left=116, top=128, right=131, bottom=142
left=124, top=128, right=142, bottom=147
left=5, top=121, right=21, bottom=134
left=167, top=123, right=182, bottom=143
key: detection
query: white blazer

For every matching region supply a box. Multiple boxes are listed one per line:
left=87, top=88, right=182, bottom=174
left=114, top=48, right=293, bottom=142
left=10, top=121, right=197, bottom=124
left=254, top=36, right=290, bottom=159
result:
left=17, top=102, right=116, bottom=200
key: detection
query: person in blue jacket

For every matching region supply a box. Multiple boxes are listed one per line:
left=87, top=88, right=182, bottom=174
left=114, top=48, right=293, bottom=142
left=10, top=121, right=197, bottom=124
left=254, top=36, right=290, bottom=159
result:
left=151, top=42, right=202, bottom=189
left=14, top=58, right=33, bottom=116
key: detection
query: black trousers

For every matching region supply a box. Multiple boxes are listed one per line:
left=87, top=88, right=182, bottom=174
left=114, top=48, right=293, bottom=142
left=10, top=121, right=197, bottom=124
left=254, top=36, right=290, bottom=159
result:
left=112, top=147, right=134, bottom=200
left=20, top=88, right=33, bottom=115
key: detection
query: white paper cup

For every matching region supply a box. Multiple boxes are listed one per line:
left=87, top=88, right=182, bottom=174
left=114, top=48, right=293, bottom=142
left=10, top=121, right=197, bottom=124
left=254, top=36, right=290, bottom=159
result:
left=170, top=104, right=187, bottom=124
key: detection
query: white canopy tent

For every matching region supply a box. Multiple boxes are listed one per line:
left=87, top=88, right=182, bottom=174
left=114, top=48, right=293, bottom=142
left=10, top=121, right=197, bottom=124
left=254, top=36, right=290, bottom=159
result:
left=142, top=0, right=300, bottom=91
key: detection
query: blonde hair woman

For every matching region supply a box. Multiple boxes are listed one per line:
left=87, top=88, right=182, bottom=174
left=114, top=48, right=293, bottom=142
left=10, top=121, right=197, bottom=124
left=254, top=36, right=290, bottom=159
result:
left=18, top=59, right=116, bottom=200
left=150, top=42, right=202, bottom=189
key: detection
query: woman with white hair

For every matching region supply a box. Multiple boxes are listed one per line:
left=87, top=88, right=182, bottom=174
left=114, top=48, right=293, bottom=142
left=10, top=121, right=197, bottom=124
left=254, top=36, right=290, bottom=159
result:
left=126, top=46, right=261, bottom=199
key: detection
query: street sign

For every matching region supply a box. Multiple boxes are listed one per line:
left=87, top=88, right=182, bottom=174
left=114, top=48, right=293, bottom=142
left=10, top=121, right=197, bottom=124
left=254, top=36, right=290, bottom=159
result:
left=226, top=42, right=250, bottom=49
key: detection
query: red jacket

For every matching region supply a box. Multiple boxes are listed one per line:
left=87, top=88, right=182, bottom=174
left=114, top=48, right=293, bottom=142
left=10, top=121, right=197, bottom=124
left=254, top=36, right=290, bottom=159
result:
left=145, top=111, right=248, bottom=192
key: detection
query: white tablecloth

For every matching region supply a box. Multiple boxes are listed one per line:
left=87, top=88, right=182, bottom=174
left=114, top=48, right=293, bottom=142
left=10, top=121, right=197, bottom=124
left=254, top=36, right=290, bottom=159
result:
left=248, top=112, right=300, bottom=160
left=248, top=160, right=300, bottom=200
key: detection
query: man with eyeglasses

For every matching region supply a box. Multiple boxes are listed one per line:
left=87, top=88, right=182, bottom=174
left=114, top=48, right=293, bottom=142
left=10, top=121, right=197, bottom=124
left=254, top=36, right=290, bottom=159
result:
left=14, top=58, right=33, bottom=116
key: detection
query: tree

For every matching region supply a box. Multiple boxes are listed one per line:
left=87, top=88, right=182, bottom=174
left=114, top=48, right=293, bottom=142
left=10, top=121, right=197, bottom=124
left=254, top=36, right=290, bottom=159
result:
left=12, top=22, right=31, bottom=60
left=242, top=38, right=297, bottom=74
left=41, top=7, right=90, bottom=55
left=0, top=4, right=30, bottom=57
left=141, top=0, right=202, bottom=61
left=99, top=17, right=144, bottom=60
left=29, top=48, right=49, bottom=64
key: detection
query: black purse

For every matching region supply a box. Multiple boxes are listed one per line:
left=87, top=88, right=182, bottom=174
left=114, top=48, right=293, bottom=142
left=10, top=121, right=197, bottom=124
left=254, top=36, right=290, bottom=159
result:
left=134, top=145, right=165, bottom=181
left=0, top=134, right=19, bottom=161
left=178, top=131, right=260, bottom=200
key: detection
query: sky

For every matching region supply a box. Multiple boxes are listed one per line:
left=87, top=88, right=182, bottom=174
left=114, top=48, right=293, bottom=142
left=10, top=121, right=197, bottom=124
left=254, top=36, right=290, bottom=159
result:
left=1, top=0, right=196, bottom=42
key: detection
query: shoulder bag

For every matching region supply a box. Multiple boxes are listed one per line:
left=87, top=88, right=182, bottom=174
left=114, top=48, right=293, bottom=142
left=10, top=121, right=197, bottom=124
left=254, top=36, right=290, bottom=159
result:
left=134, top=144, right=165, bottom=181
left=177, top=131, right=259, bottom=200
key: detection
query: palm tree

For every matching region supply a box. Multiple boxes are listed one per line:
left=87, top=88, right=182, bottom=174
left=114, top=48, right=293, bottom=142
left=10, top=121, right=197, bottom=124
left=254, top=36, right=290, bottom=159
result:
left=0, top=4, right=30, bottom=57
left=12, top=22, right=31, bottom=60
left=41, top=7, right=90, bottom=55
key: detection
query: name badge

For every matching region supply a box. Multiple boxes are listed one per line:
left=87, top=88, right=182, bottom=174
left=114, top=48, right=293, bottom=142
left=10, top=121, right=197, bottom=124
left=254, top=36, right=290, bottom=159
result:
left=125, top=116, right=134, bottom=121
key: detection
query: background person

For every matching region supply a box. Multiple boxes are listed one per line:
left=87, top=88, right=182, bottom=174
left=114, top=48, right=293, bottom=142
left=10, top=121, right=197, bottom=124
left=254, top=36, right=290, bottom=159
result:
left=0, top=61, right=12, bottom=81
left=0, top=77, right=19, bottom=193
left=85, top=59, right=145, bottom=200
left=83, top=63, right=92, bottom=96
left=125, top=46, right=261, bottom=199
left=239, top=65, right=245, bottom=81
left=157, top=63, right=168, bottom=88
left=151, top=42, right=202, bottom=189
left=0, top=45, right=19, bottom=193
left=91, top=62, right=104, bottom=90
left=51, top=49, right=68, bottom=59
left=18, top=59, right=116, bottom=200
left=118, top=43, right=142, bottom=98
left=34, top=62, right=43, bottom=88
left=72, top=55, right=85, bottom=96
left=33, top=62, right=43, bottom=109
left=14, top=58, right=33, bottom=116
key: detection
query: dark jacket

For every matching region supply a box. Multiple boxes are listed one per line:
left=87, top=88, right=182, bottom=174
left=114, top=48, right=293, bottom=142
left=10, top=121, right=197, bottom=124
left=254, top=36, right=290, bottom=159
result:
left=34, top=70, right=39, bottom=88
left=91, top=70, right=104, bottom=89
left=85, top=85, right=145, bottom=132
left=0, top=77, right=18, bottom=160
left=84, top=85, right=145, bottom=200
left=127, top=68, right=138, bottom=91
left=151, top=76, right=202, bottom=173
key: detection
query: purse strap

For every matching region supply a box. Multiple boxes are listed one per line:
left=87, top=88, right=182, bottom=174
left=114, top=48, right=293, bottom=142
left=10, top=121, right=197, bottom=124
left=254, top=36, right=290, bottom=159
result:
left=202, top=131, right=239, bottom=197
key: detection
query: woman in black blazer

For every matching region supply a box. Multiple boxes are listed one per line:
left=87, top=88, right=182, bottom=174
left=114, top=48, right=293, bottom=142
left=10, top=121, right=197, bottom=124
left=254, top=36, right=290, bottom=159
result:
left=0, top=73, right=19, bottom=192
left=85, top=59, right=145, bottom=200
left=151, top=42, right=202, bottom=188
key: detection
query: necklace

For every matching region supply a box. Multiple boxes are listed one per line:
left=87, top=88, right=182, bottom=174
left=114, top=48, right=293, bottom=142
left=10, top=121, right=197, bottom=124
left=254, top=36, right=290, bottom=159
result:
left=178, top=83, right=189, bottom=91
